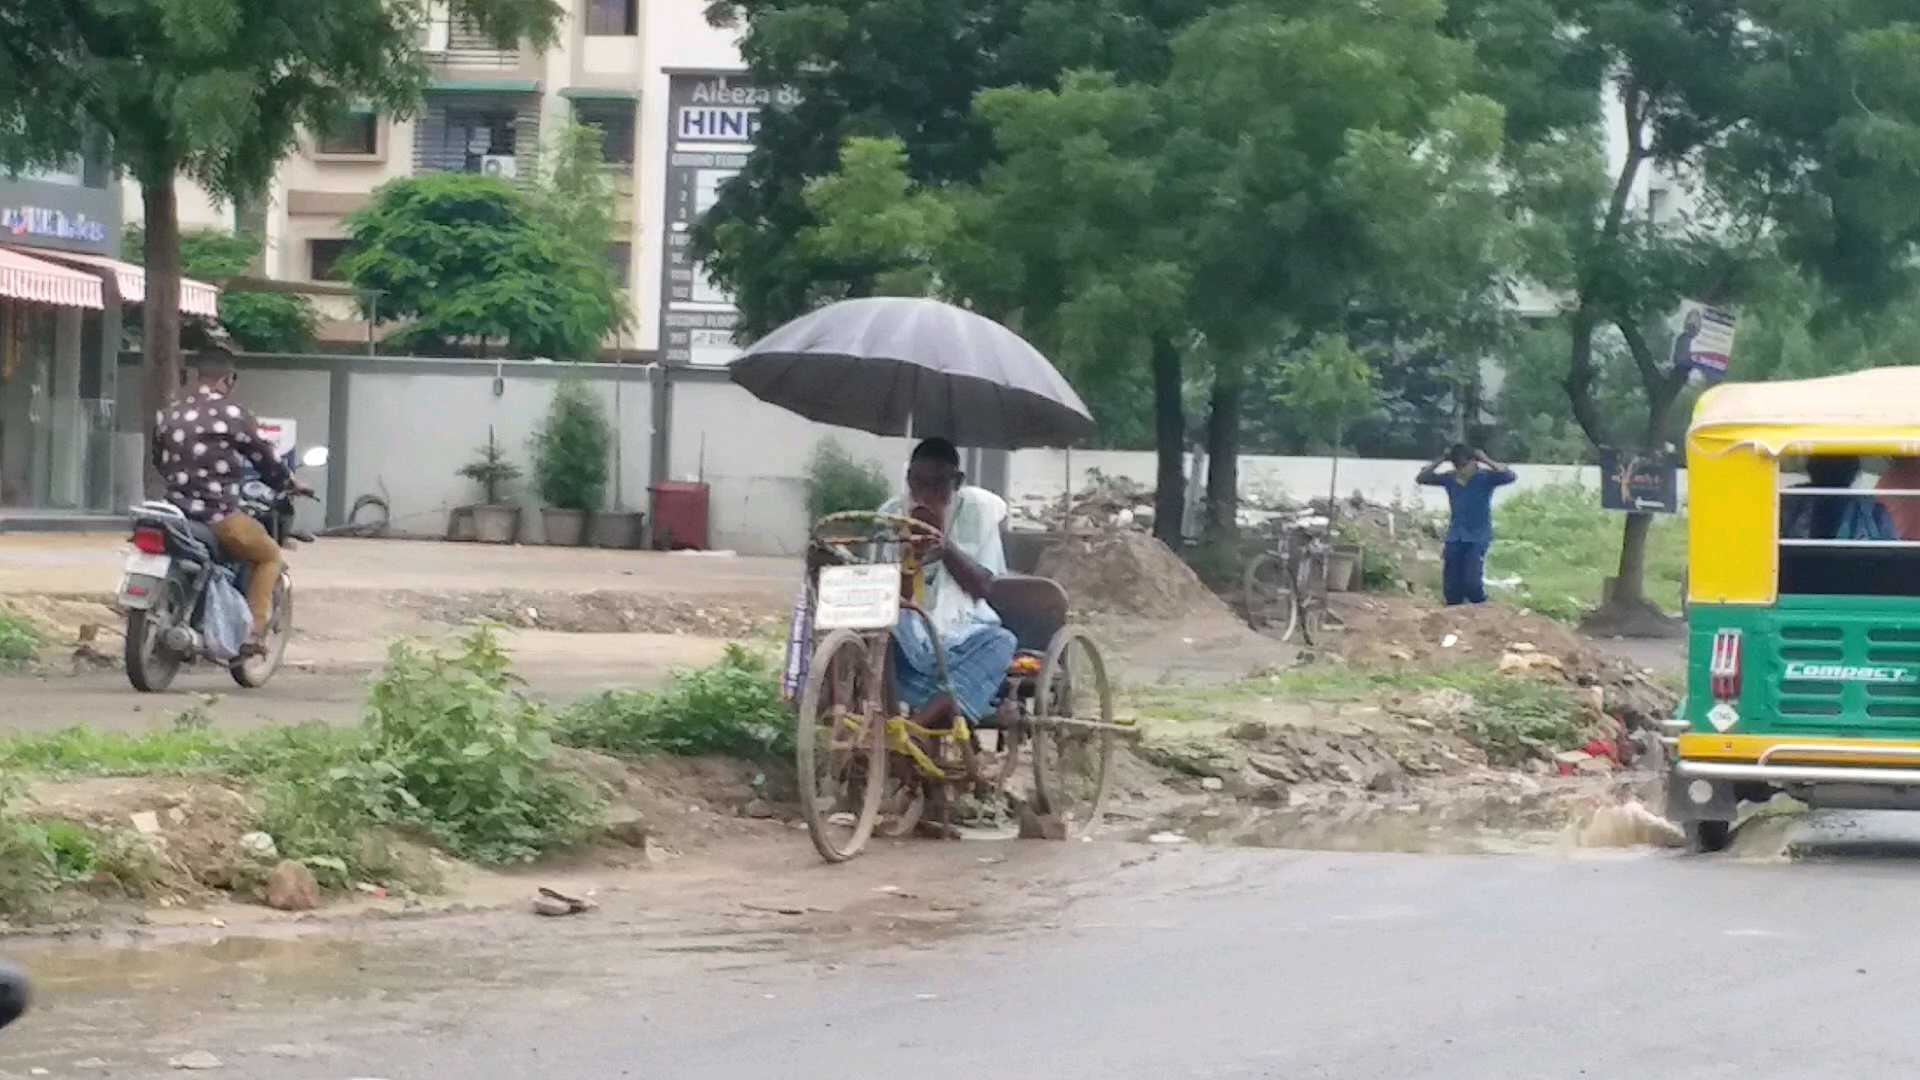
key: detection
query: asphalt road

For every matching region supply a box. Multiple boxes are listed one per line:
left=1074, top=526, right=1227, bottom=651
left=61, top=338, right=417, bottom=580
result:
left=7, top=824, right=1920, bottom=1079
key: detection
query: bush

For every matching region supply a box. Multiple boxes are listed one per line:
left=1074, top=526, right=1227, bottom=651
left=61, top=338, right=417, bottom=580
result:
left=0, top=611, right=40, bottom=669
left=804, top=439, right=891, bottom=521
left=531, top=381, right=611, bottom=512
left=364, top=627, right=600, bottom=863
left=560, top=646, right=792, bottom=760
left=1491, top=483, right=1686, bottom=622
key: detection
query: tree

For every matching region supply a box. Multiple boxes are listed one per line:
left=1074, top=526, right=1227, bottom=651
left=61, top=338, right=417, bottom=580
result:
left=1485, top=0, right=1920, bottom=627
left=531, top=380, right=611, bottom=512
left=1275, top=334, right=1383, bottom=514
left=124, top=225, right=317, bottom=354
left=340, top=172, right=621, bottom=359
left=0, top=0, right=564, bottom=482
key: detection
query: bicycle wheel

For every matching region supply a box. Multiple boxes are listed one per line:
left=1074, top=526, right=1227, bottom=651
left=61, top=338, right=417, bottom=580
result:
left=1243, top=552, right=1298, bottom=640
left=796, top=629, right=887, bottom=863
left=1032, top=628, right=1117, bottom=838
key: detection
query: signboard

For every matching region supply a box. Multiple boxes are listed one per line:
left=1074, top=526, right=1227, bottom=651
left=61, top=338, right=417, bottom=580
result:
left=658, top=73, right=798, bottom=367
left=1669, top=300, right=1737, bottom=381
left=1600, top=448, right=1679, bottom=514
left=256, top=418, right=297, bottom=458
left=0, top=205, right=109, bottom=246
left=813, top=564, right=902, bottom=631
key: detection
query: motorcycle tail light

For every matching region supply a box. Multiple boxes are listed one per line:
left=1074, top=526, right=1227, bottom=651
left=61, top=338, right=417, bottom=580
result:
left=1709, top=628, right=1742, bottom=702
left=131, top=527, right=168, bottom=555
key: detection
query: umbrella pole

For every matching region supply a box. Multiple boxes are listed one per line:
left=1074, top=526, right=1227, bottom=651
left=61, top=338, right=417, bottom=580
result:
left=1062, top=447, right=1072, bottom=534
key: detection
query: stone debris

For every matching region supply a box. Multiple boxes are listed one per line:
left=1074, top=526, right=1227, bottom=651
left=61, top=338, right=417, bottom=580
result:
left=264, top=860, right=320, bottom=912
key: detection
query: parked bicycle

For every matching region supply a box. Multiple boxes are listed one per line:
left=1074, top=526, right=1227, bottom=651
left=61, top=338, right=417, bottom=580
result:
left=1243, top=524, right=1339, bottom=644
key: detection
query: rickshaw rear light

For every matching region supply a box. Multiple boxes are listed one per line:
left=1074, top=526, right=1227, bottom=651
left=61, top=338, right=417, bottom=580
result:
left=1709, top=629, right=1743, bottom=702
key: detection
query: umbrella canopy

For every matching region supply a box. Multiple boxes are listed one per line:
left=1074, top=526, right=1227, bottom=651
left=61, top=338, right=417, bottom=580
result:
left=729, top=297, right=1095, bottom=449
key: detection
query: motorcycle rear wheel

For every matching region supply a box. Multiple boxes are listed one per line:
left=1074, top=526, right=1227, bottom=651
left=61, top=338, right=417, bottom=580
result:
left=230, top=573, right=292, bottom=689
left=125, top=589, right=183, bottom=693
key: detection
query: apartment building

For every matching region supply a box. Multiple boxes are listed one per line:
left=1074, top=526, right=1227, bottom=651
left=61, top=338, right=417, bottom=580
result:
left=130, top=0, right=754, bottom=361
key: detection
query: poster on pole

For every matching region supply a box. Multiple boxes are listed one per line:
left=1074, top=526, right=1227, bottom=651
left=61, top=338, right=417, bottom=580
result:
left=1599, top=448, right=1679, bottom=514
left=1668, top=300, right=1737, bottom=381
left=657, top=72, right=798, bottom=368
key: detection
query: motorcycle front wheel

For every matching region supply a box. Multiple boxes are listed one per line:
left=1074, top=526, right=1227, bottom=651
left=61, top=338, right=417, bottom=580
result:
left=230, top=572, right=292, bottom=689
left=125, top=587, right=184, bottom=693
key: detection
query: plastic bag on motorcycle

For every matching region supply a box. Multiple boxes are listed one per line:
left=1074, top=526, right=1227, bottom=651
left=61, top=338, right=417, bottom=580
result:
left=201, top=568, right=255, bottom=661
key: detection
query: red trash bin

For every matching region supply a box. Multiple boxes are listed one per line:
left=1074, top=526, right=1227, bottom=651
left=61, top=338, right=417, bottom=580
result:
left=650, top=482, right=710, bottom=550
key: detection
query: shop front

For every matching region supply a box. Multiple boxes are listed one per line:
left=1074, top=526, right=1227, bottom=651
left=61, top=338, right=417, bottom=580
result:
left=0, top=169, right=122, bottom=515
left=0, top=168, right=220, bottom=520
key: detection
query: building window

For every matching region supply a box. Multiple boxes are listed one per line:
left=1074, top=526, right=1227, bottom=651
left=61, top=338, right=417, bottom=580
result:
left=585, top=0, right=637, bottom=36
left=572, top=100, right=636, bottom=166
left=445, top=109, right=518, bottom=174
left=607, top=242, right=632, bottom=289
left=317, top=109, right=380, bottom=157
left=309, top=239, right=353, bottom=282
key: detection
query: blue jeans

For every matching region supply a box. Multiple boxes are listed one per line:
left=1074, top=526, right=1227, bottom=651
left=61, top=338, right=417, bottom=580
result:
left=1442, top=540, right=1489, bottom=606
left=892, top=616, right=1017, bottom=722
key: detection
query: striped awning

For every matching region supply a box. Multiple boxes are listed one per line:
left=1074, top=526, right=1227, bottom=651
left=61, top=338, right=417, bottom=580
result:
left=19, top=249, right=221, bottom=318
left=0, top=247, right=104, bottom=310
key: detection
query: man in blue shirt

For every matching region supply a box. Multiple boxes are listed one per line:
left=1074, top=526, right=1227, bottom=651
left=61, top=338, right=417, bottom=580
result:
left=1417, top=443, right=1517, bottom=606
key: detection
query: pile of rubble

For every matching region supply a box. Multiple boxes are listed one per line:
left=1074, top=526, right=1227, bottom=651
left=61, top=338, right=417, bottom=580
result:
left=1010, top=470, right=1160, bottom=533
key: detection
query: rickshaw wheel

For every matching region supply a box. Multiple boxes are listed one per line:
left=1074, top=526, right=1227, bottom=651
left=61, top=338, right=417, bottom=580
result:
left=1244, top=553, right=1299, bottom=641
left=1686, top=819, right=1730, bottom=854
left=1032, top=628, right=1117, bottom=838
left=797, top=629, right=887, bottom=863
left=874, top=772, right=926, bottom=839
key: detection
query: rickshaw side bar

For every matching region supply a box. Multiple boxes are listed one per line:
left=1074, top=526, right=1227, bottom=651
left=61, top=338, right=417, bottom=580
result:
left=1027, top=715, right=1143, bottom=738
left=1778, top=487, right=1920, bottom=496
left=1677, top=760, right=1920, bottom=787
left=1776, top=540, right=1920, bottom=548
left=1757, top=743, right=1920, bottom=766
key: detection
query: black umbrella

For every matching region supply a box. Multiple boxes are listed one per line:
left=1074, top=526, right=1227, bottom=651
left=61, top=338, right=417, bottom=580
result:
left=729, top=297, right=1095, bottom=449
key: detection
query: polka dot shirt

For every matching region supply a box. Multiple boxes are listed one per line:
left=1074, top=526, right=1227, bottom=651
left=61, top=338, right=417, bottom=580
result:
left=151, top=386, right=292, bottom=523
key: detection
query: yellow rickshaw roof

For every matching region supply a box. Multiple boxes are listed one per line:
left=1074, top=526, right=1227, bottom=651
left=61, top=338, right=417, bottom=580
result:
left=1690, top=367, right=1920, bottom=456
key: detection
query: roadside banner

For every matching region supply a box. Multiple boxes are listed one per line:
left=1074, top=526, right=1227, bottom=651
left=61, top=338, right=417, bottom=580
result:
left=1600, top=448, right=1679, bottom=514
left=256, top=418, right=297, bottom=458
left=1669, top=300, right=1737, bottom=381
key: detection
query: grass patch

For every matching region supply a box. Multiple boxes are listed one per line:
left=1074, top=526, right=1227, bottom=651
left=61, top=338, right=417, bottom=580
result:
left=1128, top=665, right=1587, bottom=767
left=0, top=610, right=41, bottom=669
left=1490, top=483, right=1686, bottom=622
left=0, top=628, right=604, bottom=912
left=558, top=645, right=792, bottom=760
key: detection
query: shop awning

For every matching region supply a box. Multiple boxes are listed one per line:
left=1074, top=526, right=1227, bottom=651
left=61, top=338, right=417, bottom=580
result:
left=20, top=249, right=221, bottom=318
left=0, top=248, right=104, bottom=310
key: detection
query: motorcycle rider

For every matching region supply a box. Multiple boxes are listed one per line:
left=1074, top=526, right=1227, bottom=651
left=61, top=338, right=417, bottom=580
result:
left=150, top=357, right=308, bottom=654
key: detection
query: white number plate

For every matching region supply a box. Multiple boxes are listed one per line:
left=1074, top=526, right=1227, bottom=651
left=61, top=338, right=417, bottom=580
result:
left=123, top=552, right=171, bottom=578
left=815, top=564, right=901, bottom=631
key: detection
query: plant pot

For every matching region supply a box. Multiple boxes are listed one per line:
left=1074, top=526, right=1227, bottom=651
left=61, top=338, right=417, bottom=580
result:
left=1326, top=545, right=1362, bottom=593
left=471, top=504, right=522, bottom=545
left=592, top=510, right=645, bottom=550
left=542, top=508, right=589, bottom=547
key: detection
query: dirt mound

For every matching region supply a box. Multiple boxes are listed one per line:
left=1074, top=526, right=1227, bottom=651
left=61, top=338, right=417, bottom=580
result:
left=1036, top=532, right=1233, bottom=621
left=1328, top=594, right=1678, bottom=734
left=394, top=589, right=779, bottom=638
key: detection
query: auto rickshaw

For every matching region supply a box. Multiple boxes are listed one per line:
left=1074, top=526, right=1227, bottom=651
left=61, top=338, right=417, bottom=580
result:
left=1668, top=367, right=1920, bottom=851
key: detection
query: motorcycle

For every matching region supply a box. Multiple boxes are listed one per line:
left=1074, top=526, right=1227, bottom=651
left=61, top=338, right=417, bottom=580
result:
left=118, top=445, right=329, bottom=692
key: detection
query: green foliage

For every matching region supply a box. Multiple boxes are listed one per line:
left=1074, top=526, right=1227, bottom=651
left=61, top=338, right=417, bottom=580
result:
left=0, top=610, right=40, bottom=669
left=1275, top=335, right=1382, bottom=448
left=559, top=646, right=792, bottom=761
left=1490, top=483, right=1687, bottom=622
left=458, top=427, right=523, bottom=506
left=175, top=227, right=318, bottom=353
left=803, top=439, right=890, bottom=520
left=797, top=137, right=957, bottom=299
left=342, top=174, right=619, bottom=359
left=363, top=627, right=600, bottom=863
left=531, top=381, right=611, bottom=512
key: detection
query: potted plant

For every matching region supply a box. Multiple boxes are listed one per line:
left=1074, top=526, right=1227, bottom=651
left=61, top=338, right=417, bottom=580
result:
left=456, top=428, right=524, bottom=544
left=531, top=379, right=610, bottom=547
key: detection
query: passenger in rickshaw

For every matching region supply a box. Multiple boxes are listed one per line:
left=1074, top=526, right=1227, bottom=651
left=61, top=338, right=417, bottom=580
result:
left=881, top=438, right=1018, bottom=732
left=1782, top=455, right=1895, bottom=541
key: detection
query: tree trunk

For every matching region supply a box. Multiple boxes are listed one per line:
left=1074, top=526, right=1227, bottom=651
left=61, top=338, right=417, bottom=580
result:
left=1613, top=510, right=1654, bottom=605
left=1151, top=335, right=1186, bottom=547
left=1204, top=354, right=1242, bottom=541
left=140, top=177, right=184, bottom=498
